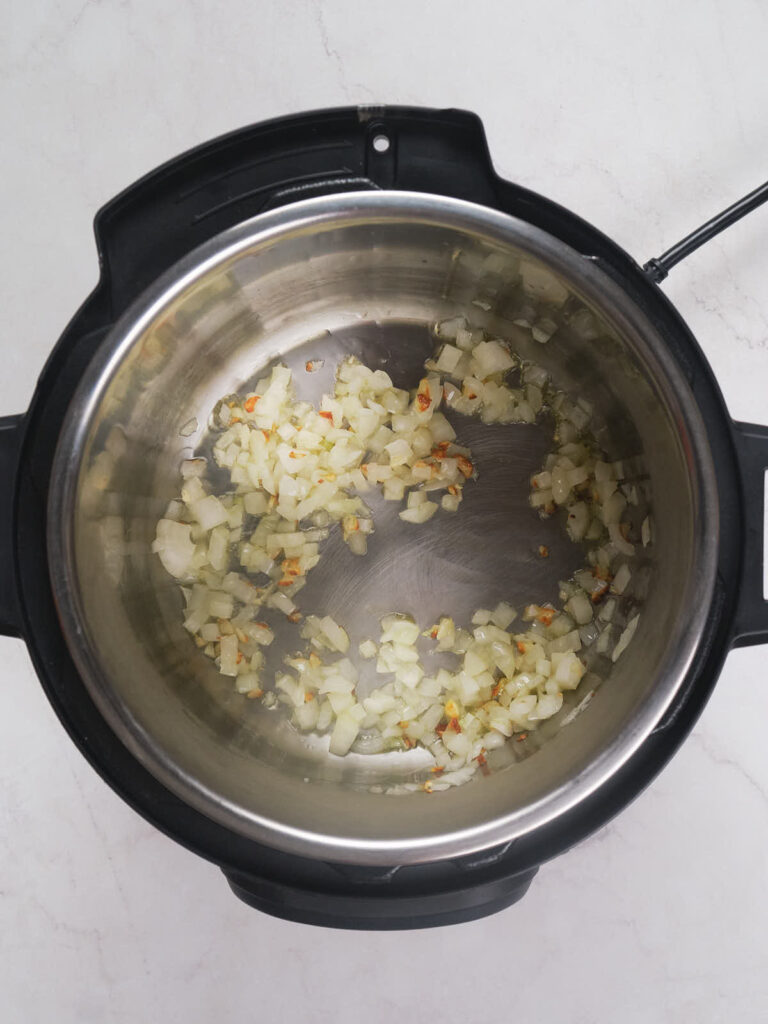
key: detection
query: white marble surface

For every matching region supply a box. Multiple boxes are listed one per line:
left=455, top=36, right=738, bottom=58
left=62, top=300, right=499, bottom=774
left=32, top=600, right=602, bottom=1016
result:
left=2, top=3, right=768, bottom=1021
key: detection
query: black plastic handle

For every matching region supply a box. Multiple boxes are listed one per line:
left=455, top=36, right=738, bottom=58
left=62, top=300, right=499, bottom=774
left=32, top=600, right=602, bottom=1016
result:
left=94, top=106, right=500, bottom=317
left=732, top=421, right=768, bottom=647
left=0, top=414, right=24, bottom=638
left=224, top=863, right=537, bottom=930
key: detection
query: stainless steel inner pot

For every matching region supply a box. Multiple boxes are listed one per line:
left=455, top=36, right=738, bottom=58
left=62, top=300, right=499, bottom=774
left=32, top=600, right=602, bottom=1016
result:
left=48, top=192, right=718, bottom=865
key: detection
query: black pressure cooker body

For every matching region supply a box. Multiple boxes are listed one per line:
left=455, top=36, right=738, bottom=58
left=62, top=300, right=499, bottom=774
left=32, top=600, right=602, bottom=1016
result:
left=1, top=107, right=766, bottom=929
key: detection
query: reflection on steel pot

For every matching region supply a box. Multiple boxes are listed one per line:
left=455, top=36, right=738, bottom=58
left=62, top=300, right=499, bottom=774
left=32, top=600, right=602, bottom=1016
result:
left=1, top=107, right=766, bottom=929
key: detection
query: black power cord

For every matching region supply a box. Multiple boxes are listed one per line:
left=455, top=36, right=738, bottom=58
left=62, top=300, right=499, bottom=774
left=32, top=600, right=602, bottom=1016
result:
left=644, top=178, right=768, bottom=282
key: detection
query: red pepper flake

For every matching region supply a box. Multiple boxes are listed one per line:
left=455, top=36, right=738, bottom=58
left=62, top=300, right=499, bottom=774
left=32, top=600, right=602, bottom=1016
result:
left=436, top=721, right=448, bottom=736
left=244, top=395, right=259, bottom=413
left=360, top=463, right=369, bottom=478
left=282, top=558, right=302, bottom=577
left=416, top=393, right=431, bottom=411
left=593, top=565, right=612, bottom=582
left=230, top=416, right=242, bottom=424
left=456, top=456, right=474, bottom=478
left=591, top=581, right=609, bottom=603
left=246, top=688, right=264, bottom=699
left=491, top=681, right=504, bottom=698
left=532, top=478, right=539, bottom=489
left=538, top=544, right=549, bottom=558
left=289, top=450, right=306, bottom=459
left=516, top=641, right=527, bottom=654
left=429, top=627, right=439, bottom=640
left=431, top=765, right=445, bottom=774
left=537, top=607, right=555, bottom=627
left=448, top=717, right=462, bottom=733
left=277, top=578, right=294, bottom=587
left=319, top=410, right=334, bottom=421
left=475, top=751, right=487, bottom=766
left=304, top=692, right=314, bottom=702
left=516, top=732, right=528, bottom=742
left=261, top=430, right=271, bottom=441
left=287, top=611, right=302, bottom=623
left=236, top=651, right=244, bottom=664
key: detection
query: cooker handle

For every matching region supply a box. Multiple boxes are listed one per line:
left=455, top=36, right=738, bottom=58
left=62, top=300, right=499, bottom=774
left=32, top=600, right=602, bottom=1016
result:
left=0, top=414, right=24, bottom=638
left=93, top=106, right=500, bottom=316
left=223, top=862, right=537, bottom=930
left=731, top=421, right=768, bottom=647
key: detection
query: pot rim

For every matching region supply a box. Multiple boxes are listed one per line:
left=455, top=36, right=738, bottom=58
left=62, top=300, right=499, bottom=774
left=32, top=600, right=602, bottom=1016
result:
left=47, top=190, right=719, bottom=864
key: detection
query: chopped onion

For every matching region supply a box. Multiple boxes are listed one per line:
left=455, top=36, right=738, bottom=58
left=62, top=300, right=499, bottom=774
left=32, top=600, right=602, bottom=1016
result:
left=612, top=563, right=632, bottom=595
left=612, top=614, right=640, bottom=662
left=490, top=601, right=516, bottom=629
left=152, top=520, right=196, bottom=578
left=152, top=305, right=652, bottom=792
left=641, top=516, right=652, bottom=547
left=399, top=501, right=438, bottom=524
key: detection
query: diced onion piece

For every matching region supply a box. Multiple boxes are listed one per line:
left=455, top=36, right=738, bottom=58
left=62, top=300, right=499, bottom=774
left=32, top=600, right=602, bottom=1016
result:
left=319, top=615, right=350, bottom=653
left=181, top=458, right=207, bottom=479
left=565, top=592, right=593, bottom=625
left=219, top=634, right=239, bottom=676
left=435, top=316, right=467, bottom=340
left=641, top=516, right=652, bottom=547
left=612, top=615, right=640, bottom=662
left=551, top=651, right=586, bottom=690
left=399, top=501, right=438, bottom=524
left=612, top=563, right=632, bottom=595
left=191, top=494, right=230, bottom=530
left=347, top=532, right=368, bottom=556
left=267, top=591, right=297, bottom=617
left=329, top=710, right=362, bottom=756
left=609, top=523, right=635, bottom=556
left=470, top=340, right=515, bottom=378
left=520, top=261, right=569, bottom=305
left=531, top=692, right=563, bottom=719
left=244, top=491, right=270, bottom=516
left=434, top=344, right=462, bottom=373
left=152, top=520, right=196, bottom=578
left=531, top=319, right=557, bottom=344
left=359, top=639, right=378, bottom=659
left=380, top=616, right=420, bottom=646
left=490, top=602, right=516, bottom=629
